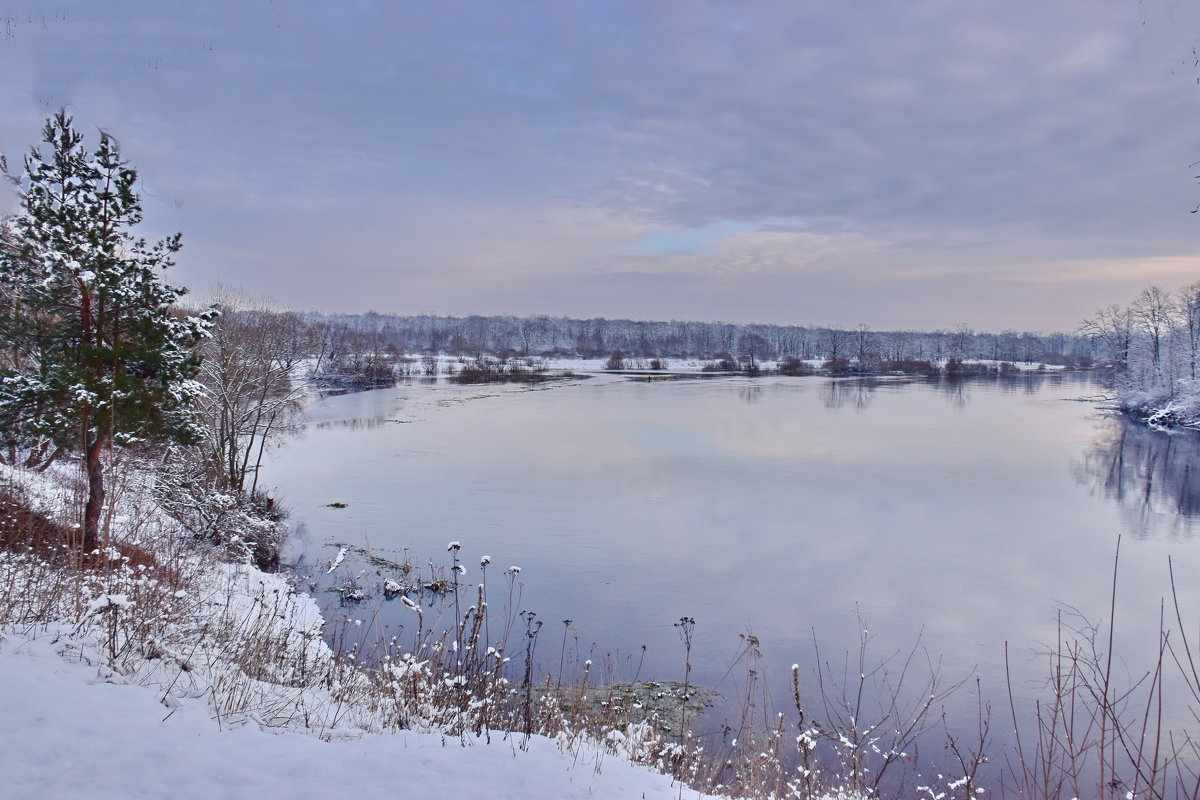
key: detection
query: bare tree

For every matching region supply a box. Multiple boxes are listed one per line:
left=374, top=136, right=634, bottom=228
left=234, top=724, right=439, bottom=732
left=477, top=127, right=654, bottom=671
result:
left=736, top=332, right=770, bottom=370
left=195, top=288, right=323, bottom=496
left=822, top=326, right=851, bottom=361
left=949, top=323, right=973, bottom=360
left=1178, top=281, right=1200, bottom=380
left=854, top=323, right=874, bottom=363
left=1130, top=286, right=1175, bottom=372
left=1079, top=304, right=1134, bottom=371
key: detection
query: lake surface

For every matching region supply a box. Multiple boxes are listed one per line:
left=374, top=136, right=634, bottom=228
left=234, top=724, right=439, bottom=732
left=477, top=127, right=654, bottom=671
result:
left=264, top=372, right=1200, bottom=756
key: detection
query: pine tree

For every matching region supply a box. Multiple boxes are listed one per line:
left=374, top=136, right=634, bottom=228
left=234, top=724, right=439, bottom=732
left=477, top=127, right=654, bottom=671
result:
left=0, top=111, right=214, bottom=552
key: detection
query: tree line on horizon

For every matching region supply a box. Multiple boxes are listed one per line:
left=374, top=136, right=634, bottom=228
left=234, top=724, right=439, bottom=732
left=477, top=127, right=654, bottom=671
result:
left=308, top=311, right=1095, bottom=368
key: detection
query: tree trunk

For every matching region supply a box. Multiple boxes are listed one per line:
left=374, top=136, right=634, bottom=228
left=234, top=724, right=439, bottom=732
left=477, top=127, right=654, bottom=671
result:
left=83, top=438, right=105, bottom=552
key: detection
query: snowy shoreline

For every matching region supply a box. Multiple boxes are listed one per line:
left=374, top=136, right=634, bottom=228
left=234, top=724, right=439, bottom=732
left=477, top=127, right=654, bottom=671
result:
left=0, top=461, right=736, bottom=800
left=427, top=353, right=1069, bottom=377
left=0, top=632, right=705, bottom=800
left=1121, top=386, right=1200, bottom=430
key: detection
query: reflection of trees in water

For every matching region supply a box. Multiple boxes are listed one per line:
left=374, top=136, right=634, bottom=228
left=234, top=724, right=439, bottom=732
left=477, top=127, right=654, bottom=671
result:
left=933, top=372, right=1071, bottom=408
left=739, top=385, right=763, bottom=404
left=822, top=379, right=876, bottom=412
left=934, top=376, right=970, bottom=409
left=812, top=372, right=1094, bottom=415
left=1075, top=416, right=1200, bottom=539
left=821, top=373, right=1074, bottom=413
left=315, top=414, right=389, bottom=430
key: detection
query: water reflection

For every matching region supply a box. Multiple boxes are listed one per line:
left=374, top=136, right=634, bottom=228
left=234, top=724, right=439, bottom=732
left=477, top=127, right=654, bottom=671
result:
left=1075, top=415, right=1200, bottom=539
left=268, top=370, right=1200, bottom=777
left=314, top=414, right=390, bottom=430
left=931, top=372, right=1072, bottom=408
left=822, top=378, right=876, bottom=411
left=738, top=385, right=763, bottom=404
left=933, top=376, right=970, bottom=409
left=815, top=372, right=1077, bottom=414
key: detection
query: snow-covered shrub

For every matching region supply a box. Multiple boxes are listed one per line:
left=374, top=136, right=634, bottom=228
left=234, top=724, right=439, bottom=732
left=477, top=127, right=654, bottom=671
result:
left=155, top=450, right=285, bottom=571
left=1131, top=378, right=1200, bottom=428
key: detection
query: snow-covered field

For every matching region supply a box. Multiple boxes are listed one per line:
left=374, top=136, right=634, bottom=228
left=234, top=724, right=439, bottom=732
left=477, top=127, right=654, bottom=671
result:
left=0, top=632, right=703, bottom=800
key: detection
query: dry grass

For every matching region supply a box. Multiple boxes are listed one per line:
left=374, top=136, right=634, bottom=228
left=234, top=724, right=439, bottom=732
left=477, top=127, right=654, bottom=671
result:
left=998, top=541, right=1200, bottom=800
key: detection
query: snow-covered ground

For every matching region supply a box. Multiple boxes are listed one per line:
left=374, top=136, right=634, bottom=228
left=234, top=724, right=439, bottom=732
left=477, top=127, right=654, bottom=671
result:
left=0, top=461, right=764, bottom=799
left=1121, top=379, right=1200, bottom=429
left=0, top=631, right=705, bottom=800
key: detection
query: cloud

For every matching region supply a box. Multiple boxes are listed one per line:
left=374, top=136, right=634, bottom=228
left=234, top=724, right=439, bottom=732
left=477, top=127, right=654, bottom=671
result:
left=1, top=0, right=1199, bottom=329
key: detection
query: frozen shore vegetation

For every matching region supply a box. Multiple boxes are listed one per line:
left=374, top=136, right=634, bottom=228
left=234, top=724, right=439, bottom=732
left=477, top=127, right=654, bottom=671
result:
left=1081, top=282, right=1200, bottom=428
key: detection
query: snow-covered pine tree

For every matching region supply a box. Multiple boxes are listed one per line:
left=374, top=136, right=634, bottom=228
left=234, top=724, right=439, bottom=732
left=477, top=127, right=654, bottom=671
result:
left=0, top=111, right=214, bottom=552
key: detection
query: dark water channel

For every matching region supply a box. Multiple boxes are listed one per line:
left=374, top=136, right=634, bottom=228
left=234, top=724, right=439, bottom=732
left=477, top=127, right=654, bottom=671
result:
left=264, top=371, right=1200, bottom=779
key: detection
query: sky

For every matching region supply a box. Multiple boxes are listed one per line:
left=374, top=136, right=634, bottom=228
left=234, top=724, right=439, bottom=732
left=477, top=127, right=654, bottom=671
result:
left=1, top=0, right=1200, bottom=331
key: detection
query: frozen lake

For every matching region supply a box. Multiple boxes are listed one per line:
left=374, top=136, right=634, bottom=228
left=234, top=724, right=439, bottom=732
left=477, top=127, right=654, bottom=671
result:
left=264, top=371, right=1200, bottom=752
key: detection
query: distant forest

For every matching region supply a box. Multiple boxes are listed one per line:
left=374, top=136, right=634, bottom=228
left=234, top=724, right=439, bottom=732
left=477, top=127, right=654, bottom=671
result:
left=311, top=312, right=1093, bottom=366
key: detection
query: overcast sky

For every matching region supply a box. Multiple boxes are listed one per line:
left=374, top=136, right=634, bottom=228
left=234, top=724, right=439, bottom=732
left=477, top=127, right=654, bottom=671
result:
left=2, top=1, right=1199, bottom=331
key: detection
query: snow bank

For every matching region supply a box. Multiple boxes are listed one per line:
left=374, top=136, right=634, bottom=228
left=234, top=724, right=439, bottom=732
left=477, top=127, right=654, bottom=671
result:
left=0, top=634, right=705, bottom=800
left=1123, top=379, right=1200, bottom=429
